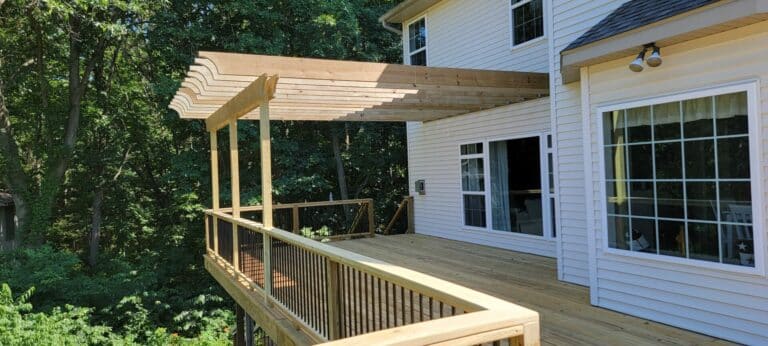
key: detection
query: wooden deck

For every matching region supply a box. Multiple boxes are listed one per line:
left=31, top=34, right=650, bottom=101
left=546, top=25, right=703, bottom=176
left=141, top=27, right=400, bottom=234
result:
left=331, top=234, right=733, bottom=346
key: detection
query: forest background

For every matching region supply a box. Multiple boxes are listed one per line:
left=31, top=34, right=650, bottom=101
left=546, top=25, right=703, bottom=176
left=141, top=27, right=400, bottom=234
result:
left=0, top=0, right=406, bottom=344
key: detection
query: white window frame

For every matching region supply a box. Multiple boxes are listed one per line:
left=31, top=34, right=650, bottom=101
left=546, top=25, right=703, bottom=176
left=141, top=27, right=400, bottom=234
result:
left=509, top=0, right=546, bottom=49
left=458, top=132, right=555, bottom=240
left=406, top=16, right=427, bottom=66
left=459, top=146, right=486, bottom=229
left=596, top=81, right=765, bottom=276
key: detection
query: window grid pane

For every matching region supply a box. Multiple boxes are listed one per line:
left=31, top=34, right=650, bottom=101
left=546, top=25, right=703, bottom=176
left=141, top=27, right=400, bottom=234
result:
left=602, top=91, right=753, bottom=267
left=463, top=195, right=486, bottom=228
left=512, top=0, right=543, bottom=45
left=408, top=18, right=426, bottom=66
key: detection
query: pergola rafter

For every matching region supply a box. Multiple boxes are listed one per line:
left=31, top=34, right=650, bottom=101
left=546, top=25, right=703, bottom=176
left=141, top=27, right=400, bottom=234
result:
left=169, top=51, right=549, bottom=123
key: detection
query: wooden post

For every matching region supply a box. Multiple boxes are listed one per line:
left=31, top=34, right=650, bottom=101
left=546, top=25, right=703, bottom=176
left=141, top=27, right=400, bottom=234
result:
left=326, top=260, right=340, bottom=340
left=204, top=214, right=210, bottom=253
left=263, top=234, right=272, bottom=300
left=210, top=130, right=220, bottom=254
left=292, top=206, right=300, bottom=233
left=367, top=199, right=375, bottom=237
left=406, top=196, right=415, bottom=234
left=260, top=102, right=272, bottom=229
left=230, top=120, right=240, bottom=218
left=260, top=101, right=274, bottom=303
left=232, top=220, right=239, bottom=274
left=235, top=304, right=245, bottom=346
left=244, top=314, right=254, bottom=346
left=229, top=120, right=241, bottom=274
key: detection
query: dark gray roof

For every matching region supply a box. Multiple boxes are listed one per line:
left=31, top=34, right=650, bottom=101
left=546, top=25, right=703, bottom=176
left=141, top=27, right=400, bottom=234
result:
left=563, top=0, right=720, bottom=52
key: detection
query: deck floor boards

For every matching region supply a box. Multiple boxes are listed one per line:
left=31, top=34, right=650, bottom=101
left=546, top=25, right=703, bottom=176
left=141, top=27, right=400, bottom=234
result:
left=331, top=234, right=733, bottom=346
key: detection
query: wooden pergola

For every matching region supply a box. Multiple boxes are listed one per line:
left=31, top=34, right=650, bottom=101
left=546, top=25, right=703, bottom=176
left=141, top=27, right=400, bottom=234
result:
left=169, top=51, right=549, bottom=228
left=171, top=52, right=547, bottom=344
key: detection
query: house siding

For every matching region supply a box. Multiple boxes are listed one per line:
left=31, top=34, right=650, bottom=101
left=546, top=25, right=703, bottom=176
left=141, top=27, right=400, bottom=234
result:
left=550, top=0, right=626, bottom=286
left=402, top=0, right=548, bottom=72
left=406, top=98, right=555, bottom=257
left=584, top=21, right=768, bottom=344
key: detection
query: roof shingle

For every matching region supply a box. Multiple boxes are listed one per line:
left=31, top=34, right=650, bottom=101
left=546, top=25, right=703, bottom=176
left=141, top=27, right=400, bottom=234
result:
left=563, top=0, right=719, bottom=52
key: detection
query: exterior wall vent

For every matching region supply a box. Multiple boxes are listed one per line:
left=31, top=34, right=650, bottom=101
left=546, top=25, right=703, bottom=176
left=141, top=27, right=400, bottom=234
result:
left=415, top=180, right=426, bottom=195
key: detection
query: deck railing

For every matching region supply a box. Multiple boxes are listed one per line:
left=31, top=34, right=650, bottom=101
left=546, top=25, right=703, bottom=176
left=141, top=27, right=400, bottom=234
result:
left=204, top=202, right=540, bottom=345
left=383, top=196, right=414, bottom=235
left=218, top=199, right=375, bottom=240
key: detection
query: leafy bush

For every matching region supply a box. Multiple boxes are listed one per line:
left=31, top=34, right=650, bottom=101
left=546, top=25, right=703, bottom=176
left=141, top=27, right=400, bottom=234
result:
left=0, top=283, right=232, bottom=345
left=0, top=284, right=128, bottom=345
left=0, top=246, right=233, bottom=344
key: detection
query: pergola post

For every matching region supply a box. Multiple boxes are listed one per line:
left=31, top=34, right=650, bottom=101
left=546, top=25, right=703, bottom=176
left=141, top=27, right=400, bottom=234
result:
left=260, top=101, right=273, bottom=300
left=229, top=120, right=241, bottom=218
left=260, top=101, right=272, bottom=229
left=210, top=130, right=219, bottom=254
left=230, top=119, right=240, bottom=273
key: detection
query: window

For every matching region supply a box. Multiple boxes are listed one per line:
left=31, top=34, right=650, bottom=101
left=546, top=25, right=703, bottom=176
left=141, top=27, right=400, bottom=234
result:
left=460, top=135, right=553, bottom=237
left=408, top=18, right=426, bottom=66
left=461, top=143, right=485, bottom=227
left=547, top=135, right=557, bottom=237
left=602, top=89, right=757, bottom=268
left=510, top=0, right=544, bottom=46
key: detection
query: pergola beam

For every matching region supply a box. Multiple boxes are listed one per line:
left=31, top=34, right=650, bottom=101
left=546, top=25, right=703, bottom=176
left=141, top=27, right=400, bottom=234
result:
left=198, top=52, right=546, bottom=88
left=170, top=52, right=549, bottom=123
left=205, top=74, right=279, bottom=131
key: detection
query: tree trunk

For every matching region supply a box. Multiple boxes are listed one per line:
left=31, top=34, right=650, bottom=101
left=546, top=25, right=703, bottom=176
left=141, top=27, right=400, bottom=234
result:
left=0, top=83, right=31, bottom=244
left=331, top=124, right=352, bottom=222
left=331, top=125, right=349, bottom=201
left=22, top=16, right=102, bottom=243
left=89, top=188, right=104, bottom=267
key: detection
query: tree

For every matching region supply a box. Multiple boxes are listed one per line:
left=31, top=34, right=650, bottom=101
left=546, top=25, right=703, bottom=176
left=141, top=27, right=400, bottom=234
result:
left=0, top=0, right=160, bottom=244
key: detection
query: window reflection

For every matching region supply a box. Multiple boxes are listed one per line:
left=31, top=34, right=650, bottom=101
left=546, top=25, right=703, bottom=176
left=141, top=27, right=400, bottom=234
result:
left=603, top=91, right=754, bottom=267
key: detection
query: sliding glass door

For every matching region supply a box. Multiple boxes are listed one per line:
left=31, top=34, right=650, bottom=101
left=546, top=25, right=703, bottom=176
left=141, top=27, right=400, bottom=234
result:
left=461, top=134, right=555, bottom=238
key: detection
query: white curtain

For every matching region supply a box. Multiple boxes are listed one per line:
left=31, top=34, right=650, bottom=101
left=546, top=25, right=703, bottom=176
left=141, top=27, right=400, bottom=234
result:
left=490, top=141, right=511, bottom=232
left=619, top=92, right=746, bottom=128
left=716, top=92, right=747, bottom=121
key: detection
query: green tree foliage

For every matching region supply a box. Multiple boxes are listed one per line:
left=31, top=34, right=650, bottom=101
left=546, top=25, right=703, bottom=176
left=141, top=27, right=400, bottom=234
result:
left=0, top=283, right=231, bottom=345
left=0, top=0, right=404, bottom=341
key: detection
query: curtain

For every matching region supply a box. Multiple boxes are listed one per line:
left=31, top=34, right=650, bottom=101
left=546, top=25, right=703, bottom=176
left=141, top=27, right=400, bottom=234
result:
left=716, top=92, right=747, bottom=120
left=620, top=92, right=746, bottom=128
left=490, top=141, right=511, bottom=232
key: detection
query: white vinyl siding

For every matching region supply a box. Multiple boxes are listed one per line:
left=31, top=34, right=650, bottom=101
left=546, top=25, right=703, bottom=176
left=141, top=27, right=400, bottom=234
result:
left=402, top=0, right=548, bottom=72
left=550, top=0, right=626, bottom=286
left=583, top=21, right=768, bottom=344
left=406, top=98, right=555, bottom=257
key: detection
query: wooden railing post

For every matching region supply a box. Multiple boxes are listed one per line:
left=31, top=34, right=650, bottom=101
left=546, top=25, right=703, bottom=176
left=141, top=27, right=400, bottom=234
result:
left=406, top=196, right=415, bottom=234
left=292, top=206, right=300, bottom=234
left=232, top=220, right=239, bottom=275
left=263, top=233, right=273, bottom=301
left=367, top=199, right=375, bottom=237
left=204, top=214, right=210, bottom=253
left=326, top=260, right=340, bottom=340
left=213, top=216, right=219, bottom=255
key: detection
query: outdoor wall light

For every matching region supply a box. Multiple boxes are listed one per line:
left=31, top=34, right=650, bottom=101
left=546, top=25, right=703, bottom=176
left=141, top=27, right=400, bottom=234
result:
left=629, top=44, right=661, bottom=72
left=646, top=45, right=662, bottom=67
left=628, top=48, right=646, bottom=72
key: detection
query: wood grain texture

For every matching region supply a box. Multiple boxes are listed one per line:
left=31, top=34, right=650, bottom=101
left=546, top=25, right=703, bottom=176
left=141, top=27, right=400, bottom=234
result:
left=331, top=234, right=734, bottom=346
left=170, top=53, right=548, bottom=122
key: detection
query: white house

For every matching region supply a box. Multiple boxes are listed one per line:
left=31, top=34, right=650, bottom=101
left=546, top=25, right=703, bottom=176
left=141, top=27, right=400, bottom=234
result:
left=380, top=0, right=768, bottom=344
